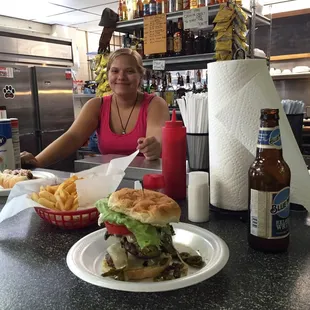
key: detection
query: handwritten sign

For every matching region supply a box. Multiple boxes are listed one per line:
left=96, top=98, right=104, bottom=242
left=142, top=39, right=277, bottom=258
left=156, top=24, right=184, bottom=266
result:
left=144, top=14, right=167, bottom=56
left=183, top=6, right=209, bottom=30
left=152, top=60, right=166, bottom=71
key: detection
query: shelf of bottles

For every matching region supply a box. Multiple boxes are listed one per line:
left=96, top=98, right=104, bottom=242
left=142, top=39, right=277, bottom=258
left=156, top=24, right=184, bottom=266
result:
left=116, top=3, right=270, bottom=33
left=143, top=53, right=215, bottom=70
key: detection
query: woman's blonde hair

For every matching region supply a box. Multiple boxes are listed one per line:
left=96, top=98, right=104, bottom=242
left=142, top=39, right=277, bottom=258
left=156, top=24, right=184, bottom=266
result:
left=107, top=48, right=145, bottom=76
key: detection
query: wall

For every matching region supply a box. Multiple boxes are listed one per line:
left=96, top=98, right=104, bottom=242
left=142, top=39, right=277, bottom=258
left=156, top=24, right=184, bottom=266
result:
left=0, top=15, right=91, bottom=81
left=51, top=25, right=89, bottom=82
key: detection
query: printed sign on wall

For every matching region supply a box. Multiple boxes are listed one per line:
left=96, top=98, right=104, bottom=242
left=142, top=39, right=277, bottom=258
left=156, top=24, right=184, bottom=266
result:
left=3, top=85, right=15, bottom=99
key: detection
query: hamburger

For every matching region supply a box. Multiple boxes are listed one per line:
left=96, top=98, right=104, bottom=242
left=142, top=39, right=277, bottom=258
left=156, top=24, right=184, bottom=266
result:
left=95, top=188, right=181, bottom=281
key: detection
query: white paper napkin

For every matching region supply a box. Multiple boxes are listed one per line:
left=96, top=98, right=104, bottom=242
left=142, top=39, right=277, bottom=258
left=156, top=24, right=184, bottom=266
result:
left=0, top=150, right=139, bottom=223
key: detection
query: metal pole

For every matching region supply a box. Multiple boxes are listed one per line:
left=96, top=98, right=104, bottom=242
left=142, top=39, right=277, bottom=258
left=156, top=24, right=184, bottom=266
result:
left=250, top=0, right=256, bottom=59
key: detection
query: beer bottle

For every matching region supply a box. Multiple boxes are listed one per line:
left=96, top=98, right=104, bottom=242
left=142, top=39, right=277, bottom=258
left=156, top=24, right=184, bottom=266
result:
left=248, top=109, right=291, bottom=252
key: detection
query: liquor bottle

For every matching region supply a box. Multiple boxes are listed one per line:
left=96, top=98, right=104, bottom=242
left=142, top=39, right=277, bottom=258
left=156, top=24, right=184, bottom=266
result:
left=136, top=29, right=144, bottom=57
left=162, top=73, right=167, bottom=92
left=185, top=71, right=191, bottom=91
left=167, top=72, right=174, bottom=90
left=143, top=0, right=150, bottom=16
left=202, top=81, right=208, bottom=92
left=166, top=20, right=174, bottom=57
left=149, top=0, right=156, bottom=15
left=169, top=0, right=176, bottom=12
left=150, top=75, right=157, bottom=93
left=118, top=0, right=123, bottom=21
left=156, top=0, right=163, bottom=14
left=184, top=31, right=194, bottom=55
left=195, top=30, right=206, bottom=54
left=176, top=0, right=183, bottom=11
left=190, top=0, right=198, bottom=9
left=177, top=75, right=186, bottom=98
left=196, top=69, right=202, bottom=91
left=124, top=33, right=132, bottom=48
left=183, top=0, right=190, bottom=10
left=248, top=109, right=291, bottom=253
left=132, top=0, right=139, bottom=18
left=137, top=0, right=144, bottom=17
left=173, top=18, right=183, bottom=56
left=122, top=0, right=128, bottom=20
left=162, top=0, right=169, bottom=13
left=130, top=31, right=138, bottom=50
left=198, top=0, right=205, bottom=7
left=192, top=82, right=197, bottom=93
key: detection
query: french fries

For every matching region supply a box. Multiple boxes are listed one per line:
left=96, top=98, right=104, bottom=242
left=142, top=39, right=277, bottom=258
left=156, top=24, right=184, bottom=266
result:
left=30, top=175, right=81, bottom=212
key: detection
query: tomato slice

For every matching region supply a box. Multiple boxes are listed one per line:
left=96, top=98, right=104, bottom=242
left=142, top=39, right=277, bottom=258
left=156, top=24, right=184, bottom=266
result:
left=104, top=221, right=131, bottom=235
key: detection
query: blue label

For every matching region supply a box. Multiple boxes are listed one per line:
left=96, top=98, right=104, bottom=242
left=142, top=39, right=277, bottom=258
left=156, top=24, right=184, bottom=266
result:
left=0, top=135, right=7, bottom=146
left=270, top=187, right=290, bottom=237
left=0, top=121, right=12, bottom=139
left=257, top=127, right=282, bottom=148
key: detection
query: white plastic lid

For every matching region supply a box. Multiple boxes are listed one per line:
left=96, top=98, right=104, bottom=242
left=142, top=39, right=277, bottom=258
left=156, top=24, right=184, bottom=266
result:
left=189, top=171, right=209, bottom=187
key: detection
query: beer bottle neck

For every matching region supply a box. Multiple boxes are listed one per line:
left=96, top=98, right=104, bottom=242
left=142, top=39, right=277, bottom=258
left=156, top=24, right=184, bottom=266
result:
left=256, top=122, right=283, bottom=159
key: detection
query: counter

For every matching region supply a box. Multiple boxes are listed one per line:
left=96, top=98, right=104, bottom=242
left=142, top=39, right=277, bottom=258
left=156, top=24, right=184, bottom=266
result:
left=1, top=169, right=310, bottom=310
left=75, top=155, right=190, bottom=187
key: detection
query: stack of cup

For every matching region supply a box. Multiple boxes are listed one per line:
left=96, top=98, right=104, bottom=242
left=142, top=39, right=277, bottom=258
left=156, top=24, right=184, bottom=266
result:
left=188, top=171, right=209, bottom=223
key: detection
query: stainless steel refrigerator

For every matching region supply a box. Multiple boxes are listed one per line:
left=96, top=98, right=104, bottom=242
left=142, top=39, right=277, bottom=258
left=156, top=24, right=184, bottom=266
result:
left=0, top=65, right=75, bottom=172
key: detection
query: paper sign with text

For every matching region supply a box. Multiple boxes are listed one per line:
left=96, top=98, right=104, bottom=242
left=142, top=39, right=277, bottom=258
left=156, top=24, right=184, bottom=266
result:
left=152, top=60, right=166, bottom=71
left=144, top=14, right=167, bottom=55
left=183, top=6, right=209, bottom=30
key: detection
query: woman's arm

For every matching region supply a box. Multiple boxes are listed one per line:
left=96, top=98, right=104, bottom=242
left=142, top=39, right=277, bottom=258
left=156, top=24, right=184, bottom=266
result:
left=146, top=96, right=170, bottom=143
left=35, top=98, right=102, bottom=167
left=137, top=96, right=170, bottom=160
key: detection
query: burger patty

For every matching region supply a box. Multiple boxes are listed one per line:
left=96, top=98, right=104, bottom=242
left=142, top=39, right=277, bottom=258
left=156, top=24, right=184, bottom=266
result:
left=105, top=253, right=115, bottom=268
left=121, top=237, right=161, bottom=259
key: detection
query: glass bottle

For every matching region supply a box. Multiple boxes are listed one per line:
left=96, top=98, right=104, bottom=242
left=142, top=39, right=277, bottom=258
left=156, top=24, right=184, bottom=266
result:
left=118, top=0, right=123, bottom=21
left=136, top=29, right=144, bottom=57
left=137, top=0, right=144, bottom=17
left=156, top=0, right=163, bottom=14
left=166, top=20, right=174, bottom=57
left=143, top=0, right=150, bottom=16
left=122, top=0, right=128, bottom=20
left=195, top=30, right=206, bottom=54
left=248, top=109, right=291, bottom=253
left=184, top=31, right=194, bottom=55
left=173, top=18, right=183, bottom=56
left=149, top=0, right=156, bottom=15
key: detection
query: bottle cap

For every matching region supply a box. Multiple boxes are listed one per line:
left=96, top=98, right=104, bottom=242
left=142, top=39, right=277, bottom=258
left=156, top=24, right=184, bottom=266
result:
left=143, top=174, right=165, bottom=190
left=165, top=109, right=184, bottom=128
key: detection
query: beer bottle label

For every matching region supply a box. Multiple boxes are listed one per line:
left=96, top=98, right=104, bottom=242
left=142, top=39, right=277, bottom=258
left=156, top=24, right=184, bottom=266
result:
left=257, top=126, right=282, bottom=149
left=250, top=187, right=290, bottom=239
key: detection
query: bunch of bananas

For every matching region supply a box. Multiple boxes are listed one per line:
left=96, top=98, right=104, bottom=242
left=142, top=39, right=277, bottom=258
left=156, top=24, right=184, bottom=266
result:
left=94, top=53, right=112, bottom=97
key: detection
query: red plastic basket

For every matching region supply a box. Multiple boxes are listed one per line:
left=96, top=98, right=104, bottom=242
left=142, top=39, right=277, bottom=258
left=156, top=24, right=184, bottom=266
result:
left=34, top=207, right=99, bottom=229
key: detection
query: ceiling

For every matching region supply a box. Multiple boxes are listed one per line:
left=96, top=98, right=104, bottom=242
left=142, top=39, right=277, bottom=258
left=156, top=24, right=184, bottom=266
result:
left=0, top=0, right=309, bottom=34
left=0, top=0, right=118, bottom=33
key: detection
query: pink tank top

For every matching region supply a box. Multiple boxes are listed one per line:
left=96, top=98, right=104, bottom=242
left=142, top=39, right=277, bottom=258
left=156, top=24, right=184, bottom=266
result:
left=97, top=93, right=155, bottom=155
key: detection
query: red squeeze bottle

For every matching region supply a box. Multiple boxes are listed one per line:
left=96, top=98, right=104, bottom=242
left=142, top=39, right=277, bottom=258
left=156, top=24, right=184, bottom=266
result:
left=162, top=109, right=186, bottom=200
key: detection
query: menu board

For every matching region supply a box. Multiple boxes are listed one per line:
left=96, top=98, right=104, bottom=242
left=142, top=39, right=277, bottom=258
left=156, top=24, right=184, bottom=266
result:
left=144, top=14, right=167, bottom=55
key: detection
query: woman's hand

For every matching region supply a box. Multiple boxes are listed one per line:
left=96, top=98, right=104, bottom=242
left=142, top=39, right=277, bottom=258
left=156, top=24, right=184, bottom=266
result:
left=20, top=151, right=39, bottom=168
left=137, top=137, right=160, bottom=161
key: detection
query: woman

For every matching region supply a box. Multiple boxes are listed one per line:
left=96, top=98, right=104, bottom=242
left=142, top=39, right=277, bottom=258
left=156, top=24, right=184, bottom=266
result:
left=21, top=48, right=170, bottom=168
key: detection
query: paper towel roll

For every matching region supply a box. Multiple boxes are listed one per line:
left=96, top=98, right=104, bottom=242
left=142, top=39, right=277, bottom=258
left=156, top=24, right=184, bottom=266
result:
left=208, top=59, right=309, bottom=212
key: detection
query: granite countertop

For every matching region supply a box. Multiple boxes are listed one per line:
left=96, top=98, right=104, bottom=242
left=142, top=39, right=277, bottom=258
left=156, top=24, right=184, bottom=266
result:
left=1, top=169, right=310, bottom=310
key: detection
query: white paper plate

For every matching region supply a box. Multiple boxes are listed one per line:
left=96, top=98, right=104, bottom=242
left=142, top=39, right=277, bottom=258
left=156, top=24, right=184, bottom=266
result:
left=66, top=222, right=229, bottom=292
left=0, top=171, right=56, bottom=197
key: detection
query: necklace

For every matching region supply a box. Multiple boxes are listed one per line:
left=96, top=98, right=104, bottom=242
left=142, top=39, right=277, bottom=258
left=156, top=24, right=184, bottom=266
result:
left=115, top=93, right=139, bottom=135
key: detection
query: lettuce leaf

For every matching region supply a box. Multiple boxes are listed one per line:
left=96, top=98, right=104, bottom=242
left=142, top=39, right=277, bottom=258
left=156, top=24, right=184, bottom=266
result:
left=95, top=198, right=162, bottom=249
